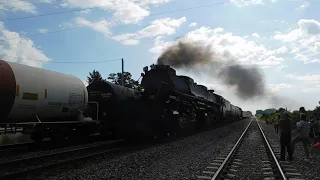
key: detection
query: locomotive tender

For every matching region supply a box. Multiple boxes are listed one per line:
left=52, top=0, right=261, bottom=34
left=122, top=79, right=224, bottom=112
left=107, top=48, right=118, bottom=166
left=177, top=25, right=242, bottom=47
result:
left=0, top=60, right=243, bottom=142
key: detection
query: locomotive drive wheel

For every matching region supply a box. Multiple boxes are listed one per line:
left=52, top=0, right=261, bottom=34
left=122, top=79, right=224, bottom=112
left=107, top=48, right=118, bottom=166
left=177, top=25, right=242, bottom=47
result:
left=30, top=131, right=44, bottom=143
left=30, top=125, right=45, bottom=143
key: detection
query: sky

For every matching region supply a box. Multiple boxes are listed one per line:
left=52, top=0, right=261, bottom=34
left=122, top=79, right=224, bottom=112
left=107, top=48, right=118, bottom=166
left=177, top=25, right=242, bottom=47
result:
left=0, top=0, right=319, bottom=113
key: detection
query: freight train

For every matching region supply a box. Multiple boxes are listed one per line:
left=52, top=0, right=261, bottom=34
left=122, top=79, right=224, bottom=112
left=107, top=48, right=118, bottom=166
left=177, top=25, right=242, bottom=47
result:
left=0, top=60, right=243, bottom=142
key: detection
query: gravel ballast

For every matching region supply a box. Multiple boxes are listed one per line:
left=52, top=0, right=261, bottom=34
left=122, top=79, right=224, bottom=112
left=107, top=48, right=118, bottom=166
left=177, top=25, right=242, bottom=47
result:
left=232, top=122, right=269, bottom=179
left=24, top=118, right=251, bottom=180
left=260, top=120, right=320, bottom=180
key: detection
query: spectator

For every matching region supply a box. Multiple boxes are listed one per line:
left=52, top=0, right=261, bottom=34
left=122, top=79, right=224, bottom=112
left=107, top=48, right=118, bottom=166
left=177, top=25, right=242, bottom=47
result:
left=279, top=111, right=293, bottom=161
left=291, top=113, right=310, bottom=161
left=274, top=115, right=280, bottom=134
left=311, top=117, right=320, bottom=144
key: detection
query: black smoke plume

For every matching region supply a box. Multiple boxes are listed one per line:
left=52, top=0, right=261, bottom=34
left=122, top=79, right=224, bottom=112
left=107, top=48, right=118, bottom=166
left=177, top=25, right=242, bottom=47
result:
left=157, top=40, right=266, bottom=100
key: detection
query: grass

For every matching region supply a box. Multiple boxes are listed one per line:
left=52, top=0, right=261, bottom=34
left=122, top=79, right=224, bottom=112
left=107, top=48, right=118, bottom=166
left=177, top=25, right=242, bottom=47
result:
left=0, top=133, right=31, bottom=145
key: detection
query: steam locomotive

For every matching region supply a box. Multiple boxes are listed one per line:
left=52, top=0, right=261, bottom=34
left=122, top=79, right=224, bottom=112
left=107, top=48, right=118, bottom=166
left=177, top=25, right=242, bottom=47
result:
left=87, top=64, right=243, bottom=140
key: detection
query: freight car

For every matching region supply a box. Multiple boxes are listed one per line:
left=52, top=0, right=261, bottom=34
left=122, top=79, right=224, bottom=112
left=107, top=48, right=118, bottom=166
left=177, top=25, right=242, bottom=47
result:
left=86, top=80, right=137, bottom=138
left=0, top=60, right=99, bottom=142
left=116, top=64, right=243, bottom=140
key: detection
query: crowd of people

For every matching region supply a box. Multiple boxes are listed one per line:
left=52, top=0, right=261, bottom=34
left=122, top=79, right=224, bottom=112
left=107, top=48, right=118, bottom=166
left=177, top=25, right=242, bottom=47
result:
left=271, top=107, right=320, bottom=161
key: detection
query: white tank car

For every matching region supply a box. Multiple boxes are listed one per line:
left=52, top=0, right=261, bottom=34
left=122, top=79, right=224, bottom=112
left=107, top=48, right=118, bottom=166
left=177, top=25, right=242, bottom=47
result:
left=0, top=60, right=88, bottom=124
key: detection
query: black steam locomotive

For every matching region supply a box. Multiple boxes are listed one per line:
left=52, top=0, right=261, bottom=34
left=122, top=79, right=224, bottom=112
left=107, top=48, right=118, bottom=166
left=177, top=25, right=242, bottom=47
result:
left=87, top=64, right=243, bottom=140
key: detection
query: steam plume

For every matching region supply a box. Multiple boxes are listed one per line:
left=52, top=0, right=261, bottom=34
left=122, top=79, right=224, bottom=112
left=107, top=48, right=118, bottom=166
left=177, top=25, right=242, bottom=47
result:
left=157, top=40, right=266, bottom=100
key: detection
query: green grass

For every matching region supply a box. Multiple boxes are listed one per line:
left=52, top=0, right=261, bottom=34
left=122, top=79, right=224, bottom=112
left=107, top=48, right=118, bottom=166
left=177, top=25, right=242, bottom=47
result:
left=0, top=133, right=31, bottom=145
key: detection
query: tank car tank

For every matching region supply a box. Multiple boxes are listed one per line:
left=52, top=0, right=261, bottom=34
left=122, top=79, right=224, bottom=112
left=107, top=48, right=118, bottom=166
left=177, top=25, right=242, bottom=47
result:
left=0, top=60, right=98, bottom=142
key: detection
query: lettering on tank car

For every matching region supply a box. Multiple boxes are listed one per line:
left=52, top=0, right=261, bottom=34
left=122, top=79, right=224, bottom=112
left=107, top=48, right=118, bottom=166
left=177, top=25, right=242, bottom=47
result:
left=22, top=92, right=38, bottom=100
left=48, top=102, right=68, bottom=106
left=101, top=93, right=112, bottom=99
left=16, top=104, right=36, bottom=109
left=68, top=93, right=84, bottom=106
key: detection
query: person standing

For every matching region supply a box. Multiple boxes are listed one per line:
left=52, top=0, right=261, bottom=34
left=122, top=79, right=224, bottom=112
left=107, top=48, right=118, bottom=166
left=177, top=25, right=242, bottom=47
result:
left=311, top=117, right=320, bottom=144
left=274, top=115, right=280, bottom=134
left=279, top=111, right=293, bottom=161
left=291, top=113, right=310, bottom=161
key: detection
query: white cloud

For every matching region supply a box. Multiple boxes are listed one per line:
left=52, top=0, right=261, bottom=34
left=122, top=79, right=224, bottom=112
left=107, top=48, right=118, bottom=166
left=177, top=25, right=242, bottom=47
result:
left=112, top=17, right=187, bottom=45
left=37, top=28, right=49, bottom=34
left=79, top=9, right=91, bottom=14
left=229, top=0, right=279, bottom=7
left=60, top=0, right=170, bottom=25
left=0, top=0, right=36, bottom=14
left=296, top=1, right=310, bottom=11
left=273, top=19, right=320, bottom=63
left=268, top=83, right=294, bottom=92
left=0, top=22, right=51, bottom=68
left=75, top=17, right=111, bottom=37
left=252, top=33, right=260, bottom=38
left=150, top=26, right=286, bottom=68
left=285, top=74, right=320, bottom=83
left=189, top=22, right=197, bottom=27
left=39, top=0, right=55, bottom=3
left=274, top=19, right=320, bottom=41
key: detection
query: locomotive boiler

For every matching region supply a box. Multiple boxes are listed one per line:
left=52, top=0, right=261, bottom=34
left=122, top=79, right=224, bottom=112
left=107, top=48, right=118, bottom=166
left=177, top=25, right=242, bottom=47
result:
left=0, top=60, right=99, bottom=142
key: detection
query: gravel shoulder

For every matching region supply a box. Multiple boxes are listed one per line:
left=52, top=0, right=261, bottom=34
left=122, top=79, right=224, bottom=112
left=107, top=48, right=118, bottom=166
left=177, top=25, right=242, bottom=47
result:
left=23, top=118, right=251, bottom=180
left=260, top=120, right=320, bottom=180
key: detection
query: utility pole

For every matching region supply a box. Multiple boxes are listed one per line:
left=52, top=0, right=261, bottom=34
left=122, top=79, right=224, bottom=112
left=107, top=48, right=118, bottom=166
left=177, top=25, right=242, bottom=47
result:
left=121, top=58, right=124, bottom=86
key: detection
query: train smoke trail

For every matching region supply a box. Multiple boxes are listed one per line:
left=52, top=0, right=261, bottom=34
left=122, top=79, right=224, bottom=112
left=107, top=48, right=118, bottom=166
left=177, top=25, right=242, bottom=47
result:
left=157, top=40, right=266, bottom=100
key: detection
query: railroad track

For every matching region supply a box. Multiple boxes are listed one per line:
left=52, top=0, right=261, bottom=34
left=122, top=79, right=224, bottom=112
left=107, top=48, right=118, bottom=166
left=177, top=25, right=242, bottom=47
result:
left=0, top=135, right=103, bottom=157
left=0, top=139, right=125, bottom=180
left=197, top=117, right=305, bottom=180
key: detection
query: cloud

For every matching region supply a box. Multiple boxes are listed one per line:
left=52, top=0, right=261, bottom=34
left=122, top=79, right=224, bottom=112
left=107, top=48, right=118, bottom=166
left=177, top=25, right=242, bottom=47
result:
left=252, top=33, right=260, bottom=38
left=37, top=28, right=49, bottom=34
left=112, top=17, right=187, bottom=45
left=0, top=0, right=36, bottom=14
left=273, top=19, right=320, bottom=63
left=75, top=17, right=111, bottom=37
left=285, top=74, right=320, bottom=83
left=268, top=83, right=295, bottom=92
left=0, top=22, right=51, bottom=68
left=189, top=22, right=197, bottom=27
left=296, top=1, right=310, bottom=11
left=79, top=9, right=91, bottom=14
left=229, top=0, right=278, bottom=7
left=60, top=0, right=170, bottom=25
left=150, top=26, right=286, bottom=68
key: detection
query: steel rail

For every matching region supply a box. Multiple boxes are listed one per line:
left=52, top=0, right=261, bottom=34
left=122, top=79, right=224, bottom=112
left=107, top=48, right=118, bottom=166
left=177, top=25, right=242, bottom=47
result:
left=211, top=118, right=253, bottom=180
left=256, top=118, right=287, bottom=180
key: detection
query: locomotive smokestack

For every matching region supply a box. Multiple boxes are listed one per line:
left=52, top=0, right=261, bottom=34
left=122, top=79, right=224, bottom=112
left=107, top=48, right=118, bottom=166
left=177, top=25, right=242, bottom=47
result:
left=156, top=40, right=266, bottom=100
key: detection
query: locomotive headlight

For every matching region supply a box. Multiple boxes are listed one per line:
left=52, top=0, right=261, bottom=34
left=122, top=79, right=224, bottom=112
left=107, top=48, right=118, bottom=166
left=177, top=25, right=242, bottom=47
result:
left=140, top=87, right=145, bottom=93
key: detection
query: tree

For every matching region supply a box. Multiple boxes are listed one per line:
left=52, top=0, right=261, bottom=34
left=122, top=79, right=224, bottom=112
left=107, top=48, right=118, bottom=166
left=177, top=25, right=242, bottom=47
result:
left=108, top=72, right=140, bottom=88
left=87, top=70, right=105, bottom=85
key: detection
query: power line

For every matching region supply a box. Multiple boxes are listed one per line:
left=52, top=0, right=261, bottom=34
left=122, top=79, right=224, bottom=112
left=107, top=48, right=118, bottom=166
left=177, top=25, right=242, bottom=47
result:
left=0, top=3, right=100, bottom=21
left=0, top=1, right=226, bottom=21
left=1, top=2, right=227, bottom=41
left=2, top=55, right=121, bottom=63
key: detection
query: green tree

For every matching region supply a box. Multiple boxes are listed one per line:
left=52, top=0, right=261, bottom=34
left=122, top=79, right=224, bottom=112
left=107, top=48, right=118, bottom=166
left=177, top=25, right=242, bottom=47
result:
left=87, top=70, right=105, bottom=85
left=108, top=72, right=140, bottom=88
